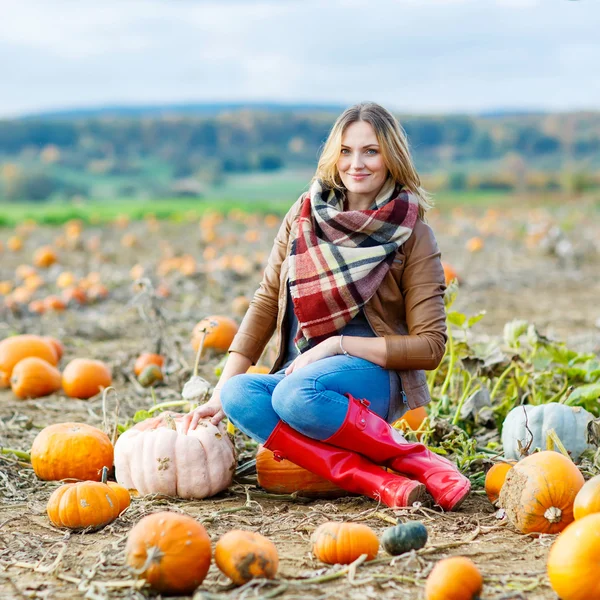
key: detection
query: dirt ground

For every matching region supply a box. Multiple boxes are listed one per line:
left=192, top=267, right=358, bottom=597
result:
left=1, top=196, right=599, bottom=599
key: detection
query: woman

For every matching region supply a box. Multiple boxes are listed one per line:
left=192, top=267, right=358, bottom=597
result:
left=181, top=102, right=470, bottom=511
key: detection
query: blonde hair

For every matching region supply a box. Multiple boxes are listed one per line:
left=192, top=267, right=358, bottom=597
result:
left=313, top=102, right=433, bottom=219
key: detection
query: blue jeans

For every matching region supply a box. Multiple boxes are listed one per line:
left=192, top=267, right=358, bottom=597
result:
left=221, top=355, right=393, bottom=444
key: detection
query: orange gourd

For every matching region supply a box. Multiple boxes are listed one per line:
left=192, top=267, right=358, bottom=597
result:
left=62, top=358, right=112, bottom=399
left=107, top=481, right=131, bottom=513
left=441, top=261, right=459, bottom=286
left=425, top=556, right=483, bottom=600
left=33, top=245, right=58, bottom=268
left=215, top=530, right=279, bottom=585
left=31, top=422, right=114, bottom=481
left=125, top=512, right=211, bottom=595
left=484, top=462, right=514, bottom=505
left=43, top=336, right=64, bottom=361
left=573, top=475, right=600, bottom=520
left=256, top=445, right=346, bottom=498
left=10, top=357, right=62, bottom=399
left=311, top=522, right=379, bottom=565
left=0, top=334, right=59, bottom=387
left=547, top=513, right=600, bottom=600
left=393, top=406, right=427, bottom=439
left=133, top=353, right=164, bottom=377
left=191, top=316, right=238, bottom=353
left=43, top=295, right=67, bottom=312
left=499, top=451, right=584, bottom=534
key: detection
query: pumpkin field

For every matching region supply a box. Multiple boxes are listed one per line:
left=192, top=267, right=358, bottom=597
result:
left=1, top=192, right=600, bottom=600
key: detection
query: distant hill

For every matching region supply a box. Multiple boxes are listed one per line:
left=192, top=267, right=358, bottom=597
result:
left=19, top=102, right=346, bottom=120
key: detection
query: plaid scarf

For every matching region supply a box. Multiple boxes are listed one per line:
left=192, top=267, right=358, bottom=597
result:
left=289, top=178, right=419, bottom=351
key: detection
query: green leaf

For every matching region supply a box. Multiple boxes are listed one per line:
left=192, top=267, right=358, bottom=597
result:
left=133, top=409, right=151, bottom=423
left=447, top=311, right=466, bottom=328
left=503, top=320, right=529, bottom=348
left=567, top=383, right=600, bottom=404
left=467, top=311, right=486, bottom=329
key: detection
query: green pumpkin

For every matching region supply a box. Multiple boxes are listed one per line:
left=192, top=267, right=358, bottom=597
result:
left=501, top=403, right=594, bottom=462
left=381, top=521, right=428, bottom=556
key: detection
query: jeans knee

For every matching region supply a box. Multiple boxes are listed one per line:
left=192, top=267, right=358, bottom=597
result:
left=271, top=375, right=316, bottom=424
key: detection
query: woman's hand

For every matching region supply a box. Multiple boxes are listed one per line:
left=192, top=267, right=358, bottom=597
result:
left=285, top=337, right=340, bottom=375
left=180, top=390, right=225, bottom=434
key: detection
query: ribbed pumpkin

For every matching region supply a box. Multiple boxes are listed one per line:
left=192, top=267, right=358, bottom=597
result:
left=125, top=512, right=211, bottom=595
left=43, top=336, right=64, bottom=360
left=0, top=335, right=59, bottom=387
left=484, top=462, right=514, bottom=505
left=10, top=356, right=62, bottom=399
left=547, top=513, right=600, bottom=600
left=499, top=451, right=584, bottom=534
left=215, top=530, right=279, bottom=585
left=256, top=445, right=346, bottom=498
left=191, top=316, right=238, bottom=353
left=573, top=475, right=600, bottom=520
left=425, top=556, right=483, bottom=600
left=31, top=422, right=114, bottom=481
left=47, top=469, right=129, bottom=530
left=133, top=353, right=164, bottom=377
left=311, top=522, right=379, bottom=565
left=62, top=358, right=112, bottom=399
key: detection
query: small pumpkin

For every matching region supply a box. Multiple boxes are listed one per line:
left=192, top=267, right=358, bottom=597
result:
left=137, top=364, right=164, bottom=387
left=125, top=511, right=211, bottom=595
left=215, top=530, right=279, bottom=585
left=256, top=445, right=346, bottom=498
left=425, top=556, right=483, bottom=600
left=33, top=245, right=58, bottom=268
left=31, top=422, right=114, bottom=481
left=393, top=406, right=427, bottom=439
left=547, top=513, right=600, bottom=600
left=441, top=261, right=459, bottom=286
left=381, top=521, right=428, bottom=556
left=10, top=356, right=62, bottom=399
left=247, top=365, right=270, bottom=374
left=573, top=475, right=600, bottom=520
left=502, top=403, right=595, bottom=462
left=484, top=462, right=514, bottom=505
left=0, top=334, right=59, bottom=387
left=47, top=468, right=128, bottom=530
left=191, top=316, right=238, bottom=354
left=499, top=450, right=584, bottom=534
left=43, top=336, right=64, bottom=360
left=133, top=353, right=164, bottom=377
left=311, top=522, right=379, bottom=565
left=62, top=358, right=112, bottom=399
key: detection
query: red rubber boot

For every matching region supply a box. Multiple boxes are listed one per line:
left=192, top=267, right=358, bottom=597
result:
left=263, top=421, right=425, bottom=508
left=324, top=396, right=471, bottom=511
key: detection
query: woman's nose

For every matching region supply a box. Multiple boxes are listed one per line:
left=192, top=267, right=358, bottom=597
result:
left=351, top=152, right=364, bottom=169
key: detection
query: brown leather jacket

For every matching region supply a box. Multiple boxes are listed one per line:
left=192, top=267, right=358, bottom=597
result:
left=229, top=196, right=447, bottom=419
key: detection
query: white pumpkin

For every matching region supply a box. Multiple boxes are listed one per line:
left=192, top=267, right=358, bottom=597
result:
left=502, top=403, right=594, bottom=462
left=114, top=412, right=236, bottom=498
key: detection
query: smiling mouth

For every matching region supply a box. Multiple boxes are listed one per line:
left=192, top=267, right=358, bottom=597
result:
left=349, top=174, right=369, bottom=179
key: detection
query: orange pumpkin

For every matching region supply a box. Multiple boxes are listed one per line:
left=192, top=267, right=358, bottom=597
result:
left=441, top=261, right=459, bottom=286
left=0, top=334, right=59, bottom=387
left=43, top=336, right=64, bottom=361
left=256, top=446, right=346, bottom=498
left=393, top=406, right=427, bottom=439
left=499, top=451, right=584, bottom=534
left=62, top=358, right=112, bottom=399
left=43, top=295, right=67, bottom=312
left=125, top=512, right=211, bottom=595
left=547, top=513, right=600, bottom=600
left=62, top=286, right=87, bottom=305
left=215, top=530, right=279, bottom=585
left=28, top=299, right=46, bottom=315
left=56, top=271, right=76, bottom=288
left=33, top=245, right=58, bottom=268
left=425, top=556, right=483, bottom=600
left=247, top=365, right=270, bottom=374
left=484, top=462, right=515, bottom=505
left=7, top=236, right=23, bottom=252
left=107, top=481, right=131, bottom=513
left=10, top=357, right=62, bottom=399
left=311, top=522, right=379, bottom=565
left=191, top=316, right=238, bottom=354
left=31, top=422, right=114, bottom=481
left=573, top=475, right=600, bottom=520
left=133, top=353, right=164, bottom=377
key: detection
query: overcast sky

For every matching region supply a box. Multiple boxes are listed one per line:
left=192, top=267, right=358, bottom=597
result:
left=1, top=0, right=598, bottom=118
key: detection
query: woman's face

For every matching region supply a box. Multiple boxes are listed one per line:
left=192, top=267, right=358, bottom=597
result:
left=336, top=120, right=388, bottom=201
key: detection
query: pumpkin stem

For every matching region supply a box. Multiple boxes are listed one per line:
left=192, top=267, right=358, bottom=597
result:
left=544, top=506, right=562, bottom=523
left=1, top=447, right=31, bottom=462
left=101, top=466, right=108, bottom=484
left=163, top=413, right=177, bottom=431
left=192, top=330, right=208, bottom=378
left=129, top=545, right=165, bottom=575
left=545, top=429, right=571, bottom=459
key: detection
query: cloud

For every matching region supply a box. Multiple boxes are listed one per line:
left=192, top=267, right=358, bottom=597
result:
left=0, top=0, right=598, bottom=116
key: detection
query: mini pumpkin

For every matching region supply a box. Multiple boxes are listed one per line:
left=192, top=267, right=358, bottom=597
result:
left=33, top=245, right=58, bottom=268
left=31, top=422, right=114, bottom=481
left=311, top=522, right=379, bottom=565
left=133, top=353, right=164, bottom=376
left=191, top=316, right=238, bottom=354
left=0, top=334, right=59, bottom=387
left=393, top=406, right=427, bottom=439
left=573, top=475, right=600, bottom=520
left=381, top=521, right=428, bottom=556
left=499, top=450, right=584, bottom=534
left=114, top=412, right=235, bottom=499
left=215, top=530, right=279, bottom=585
left=256, top=445, right=346, bottom=498
left=484, top=462, right=514, bottom=505
left=547, top=513, right=600, bottom=600
left=62, top=358, right=112, bottom=399
left=425, top=556, right=483, bottom=600
left=10, top=356, right=62, bottom=399
left=125, top=511, right=211, bottom=595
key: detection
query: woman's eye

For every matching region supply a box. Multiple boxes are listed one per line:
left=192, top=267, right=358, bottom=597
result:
left=341, top=149, right=350, bottom=155
left=366, top=149, right=377, bottom=155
